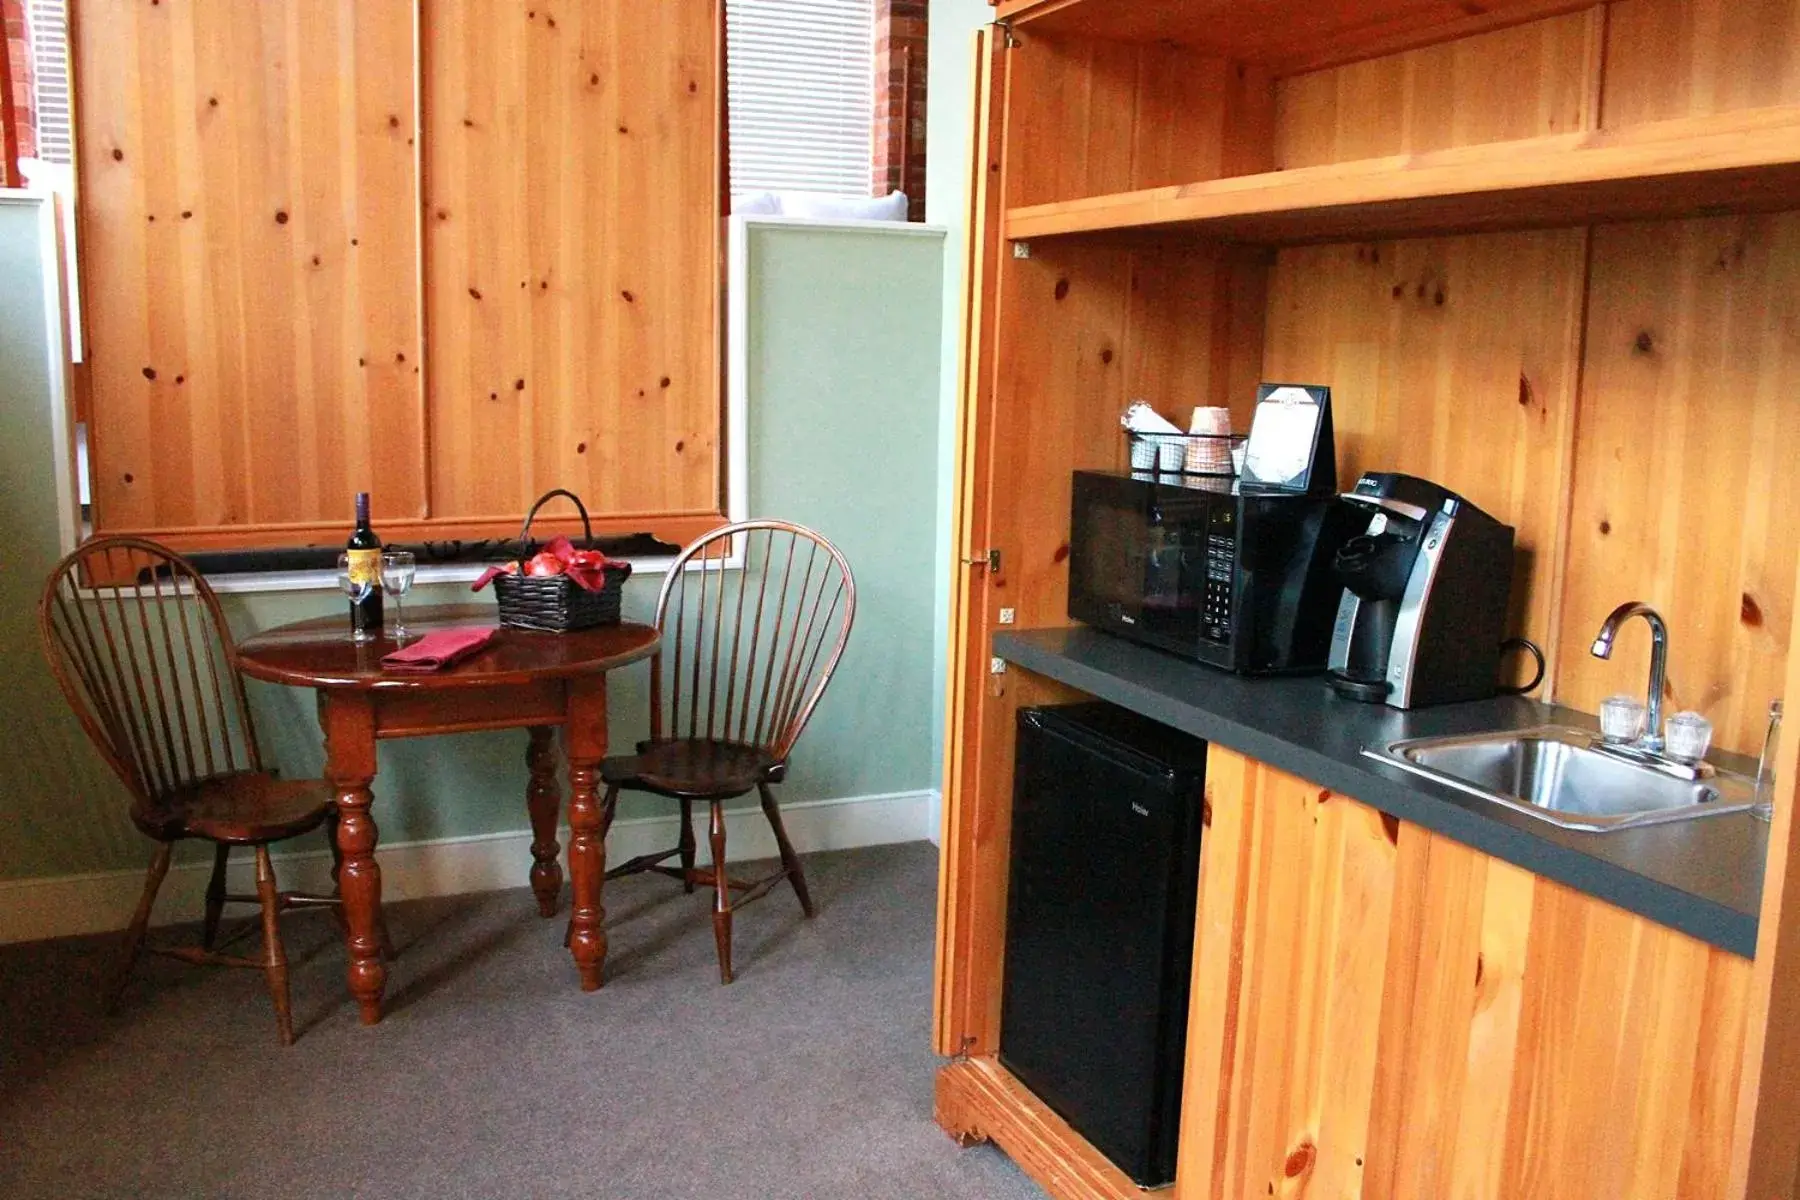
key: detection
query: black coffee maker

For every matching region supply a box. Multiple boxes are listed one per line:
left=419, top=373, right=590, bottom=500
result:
left=1327, top=473, right=1518, bottom=709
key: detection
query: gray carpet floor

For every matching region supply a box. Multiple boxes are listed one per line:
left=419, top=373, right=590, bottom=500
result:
left=0, top=842, right=1043, bottom=1199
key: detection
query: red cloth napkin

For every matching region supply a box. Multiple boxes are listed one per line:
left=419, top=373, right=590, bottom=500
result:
left=381, top=626, right=499, bottom=674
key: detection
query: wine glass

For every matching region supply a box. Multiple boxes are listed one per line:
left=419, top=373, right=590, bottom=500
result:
left=338, top=552, right=376, bottom=644
left=382, top=550, right=417, bottom=641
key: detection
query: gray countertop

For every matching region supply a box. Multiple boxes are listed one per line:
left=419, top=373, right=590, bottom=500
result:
left=995, top=627, right=1766, bottom=958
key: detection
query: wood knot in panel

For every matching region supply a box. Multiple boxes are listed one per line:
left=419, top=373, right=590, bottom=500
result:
left=1379, top=812, right=1400, bottom=846
left=1284, top=1140, right=1316, bottom=1179
left=1743, top=594, right=1765, bottom=628
left=1053, top=278, right=1069, bottom=301
left=1635, top=330, right=1656, bottom=355
left=1052, top=543, right=1069, bottom=564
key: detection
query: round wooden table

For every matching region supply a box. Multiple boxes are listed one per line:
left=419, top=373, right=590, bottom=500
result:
left=236, top=604, right=659, bottom=1023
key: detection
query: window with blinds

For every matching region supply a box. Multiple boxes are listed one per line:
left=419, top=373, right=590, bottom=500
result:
left=27, top=0, right=71, bottom=165
left=726, top=0, right=874, bottom=198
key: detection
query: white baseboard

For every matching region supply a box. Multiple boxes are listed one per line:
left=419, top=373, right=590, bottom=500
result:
left=0, top=789, right=937, bottom=946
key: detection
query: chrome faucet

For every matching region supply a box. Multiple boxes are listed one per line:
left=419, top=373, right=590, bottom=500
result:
left=1591, top=602, right=1670, bottom=752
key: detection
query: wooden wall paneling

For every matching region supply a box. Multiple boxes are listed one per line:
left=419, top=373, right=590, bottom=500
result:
left=1261, top=230, right=1589, bottom=683
left=1603, top=0, right=1800, bottom=128
left=1181, top=749, right=1753, bottom=1200
left=1554, top=215, right=1800, bottom=754
left=1002, top=35, right=1272, bottom=210
left=423, top=0, right=720, bottom=525
left=1272, top=8, right=1604, bottom=170
left=76, top=0, right=425, bottom=534
left=1121, top=242, right=1270, bottom=430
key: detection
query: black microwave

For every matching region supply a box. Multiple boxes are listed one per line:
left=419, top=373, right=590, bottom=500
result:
left=1067, top=471, right=1361, bottom=674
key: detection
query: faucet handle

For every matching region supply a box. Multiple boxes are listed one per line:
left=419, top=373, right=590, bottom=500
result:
left=1664, top=712, right=1712, bottom=765
left=1599, top=694, right=1647, bottom=743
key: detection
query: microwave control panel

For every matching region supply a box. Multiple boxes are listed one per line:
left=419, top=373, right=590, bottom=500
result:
left=1202, top=502, right=1236, bottom=645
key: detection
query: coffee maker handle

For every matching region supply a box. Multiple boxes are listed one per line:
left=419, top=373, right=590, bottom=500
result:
left=1496, top=637, right=1547, bottom=696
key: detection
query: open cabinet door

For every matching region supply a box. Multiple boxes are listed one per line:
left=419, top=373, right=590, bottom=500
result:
left=1731, top=554, right=1800, bottom=1197
left=933, top=22, right=1010, bottom=1060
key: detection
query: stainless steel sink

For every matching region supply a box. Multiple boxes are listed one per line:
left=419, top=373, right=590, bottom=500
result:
left=1364, top=726, right=1758, bottom=832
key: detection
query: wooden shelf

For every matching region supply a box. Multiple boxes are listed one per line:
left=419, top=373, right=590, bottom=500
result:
left=1004, top=107, right=1800, bottom=246
left=994, top=0, right=1597, bottom=76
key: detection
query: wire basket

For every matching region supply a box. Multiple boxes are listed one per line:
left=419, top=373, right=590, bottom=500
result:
left=490, top=489, right=631, bottom=633
left=1126, top=431, right=1246, bottom=479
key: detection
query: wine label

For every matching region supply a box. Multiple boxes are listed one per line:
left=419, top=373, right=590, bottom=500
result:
left=347, top=548, right=382, bottom=588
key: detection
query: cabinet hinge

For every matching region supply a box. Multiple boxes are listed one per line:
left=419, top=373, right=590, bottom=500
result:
left=961, top=548, right=1001, bottom=573
left=995, top=19, right=1021, bottom=49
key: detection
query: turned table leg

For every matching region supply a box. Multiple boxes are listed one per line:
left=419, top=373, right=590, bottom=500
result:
left=526, top=726, right=564, bottom=917
left=323, top=691, right=387, bottom=1024
left=564, top=676, right=609, bottom=991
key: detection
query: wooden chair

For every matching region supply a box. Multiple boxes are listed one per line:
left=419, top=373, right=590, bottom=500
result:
left=38, top=537, right=349, bottom=1045
left=600, top=520, right=856, bottom=983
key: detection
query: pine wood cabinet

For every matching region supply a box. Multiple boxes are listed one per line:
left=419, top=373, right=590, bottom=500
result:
left=933, top=1, right=1800, bottom=1195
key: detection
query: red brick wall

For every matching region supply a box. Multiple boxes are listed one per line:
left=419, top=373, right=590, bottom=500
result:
left=872, top=0, right=926, bottom=220
left=5, top=0, right=35, bottom=161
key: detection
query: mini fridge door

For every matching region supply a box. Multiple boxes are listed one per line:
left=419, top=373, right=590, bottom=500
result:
left=999, top=703, right=1205, bottom=1188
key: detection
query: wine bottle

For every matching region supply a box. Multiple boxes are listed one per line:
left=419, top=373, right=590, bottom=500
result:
left=346, top=492, right=384, bottom=637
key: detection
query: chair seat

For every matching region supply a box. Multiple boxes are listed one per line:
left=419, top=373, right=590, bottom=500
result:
left=601, top=739, right=783, bottom=800
left=131, top=773, right=335, bottom=844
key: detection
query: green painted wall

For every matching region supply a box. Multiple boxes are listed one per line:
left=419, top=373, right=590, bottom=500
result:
left=0, top=212, right=944, bottom=882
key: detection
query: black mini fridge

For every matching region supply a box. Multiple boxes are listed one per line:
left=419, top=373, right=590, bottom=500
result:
left=999, top=703, right=1207, bottom=1189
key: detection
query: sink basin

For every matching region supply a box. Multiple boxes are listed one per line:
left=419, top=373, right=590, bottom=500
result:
left=1364, top=726, right=1758, bottom=832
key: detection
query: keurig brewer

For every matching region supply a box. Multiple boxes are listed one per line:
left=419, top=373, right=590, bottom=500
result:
left=1327, top=472, right=1522, bottom=709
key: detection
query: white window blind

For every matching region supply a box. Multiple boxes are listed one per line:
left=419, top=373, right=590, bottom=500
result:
left=726, top=0, right=874, bottom=198
left=26, top=0, right=72, bottom=165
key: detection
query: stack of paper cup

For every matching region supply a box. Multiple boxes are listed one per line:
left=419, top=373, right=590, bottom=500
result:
left=1186, top=407, right=1235, bottom=476
left=1123, top=401, right=1187, bottom=473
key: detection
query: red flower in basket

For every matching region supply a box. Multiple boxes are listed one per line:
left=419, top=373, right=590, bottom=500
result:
left=472, top=536, right=626, bottom=593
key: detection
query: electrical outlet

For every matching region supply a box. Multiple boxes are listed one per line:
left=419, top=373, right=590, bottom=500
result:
left=998, top=608, right=1016, bottom=625
left=990, top=656, right=1007, bottom=675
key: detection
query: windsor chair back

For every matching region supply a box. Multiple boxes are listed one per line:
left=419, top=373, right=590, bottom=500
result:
left=600, top=520, right=856, bottom=983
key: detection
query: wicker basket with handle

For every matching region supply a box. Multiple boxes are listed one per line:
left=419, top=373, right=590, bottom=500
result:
left=490, top=489, right=631, bottom=632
